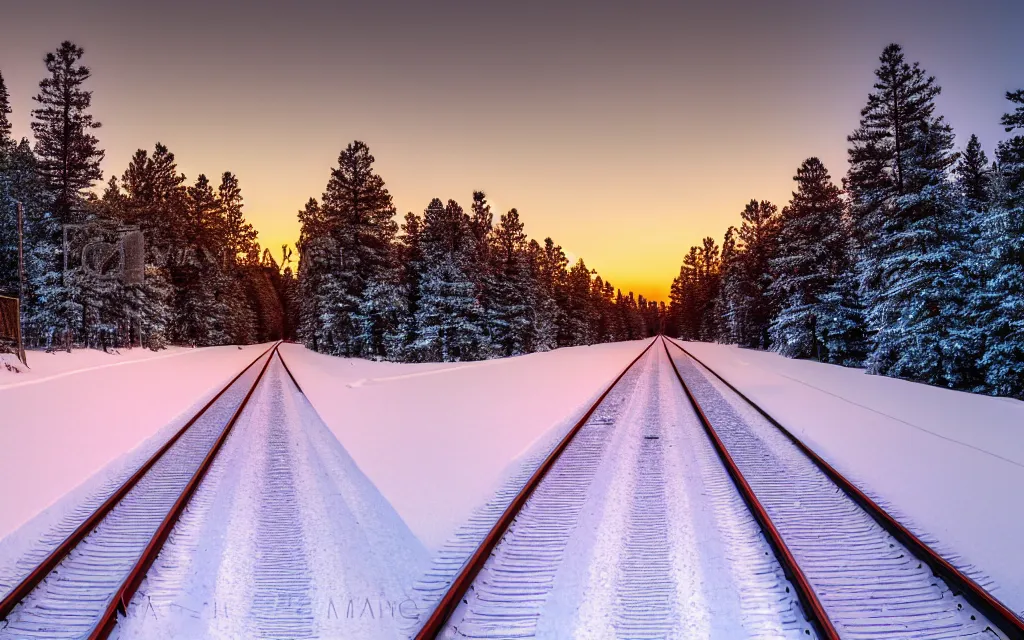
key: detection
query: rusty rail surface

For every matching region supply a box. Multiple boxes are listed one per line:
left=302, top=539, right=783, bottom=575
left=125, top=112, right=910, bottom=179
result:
left=414, top=338, right=659, bottom=639
left=275, top=345, right=303, bottom=394
left=663, top=336, right=1024, bottom=640
left=660, top=337, right=839, bottom=639
left=88, top=341, right=280, bottom=639
left=0, top=342, right=280, bottom=637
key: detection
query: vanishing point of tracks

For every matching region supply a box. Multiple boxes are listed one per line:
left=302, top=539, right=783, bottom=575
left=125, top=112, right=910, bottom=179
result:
left=0, top=341, right=303, bottom=639
left=415, top=336, right=1024, bottom=640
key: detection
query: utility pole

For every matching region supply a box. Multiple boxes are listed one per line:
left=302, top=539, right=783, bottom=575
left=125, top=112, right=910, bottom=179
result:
left=16, top=201, right=26, bottom=367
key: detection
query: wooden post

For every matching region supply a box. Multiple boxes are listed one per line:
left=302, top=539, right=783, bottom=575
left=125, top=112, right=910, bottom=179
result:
left=16, top=202, right=26, bottom=367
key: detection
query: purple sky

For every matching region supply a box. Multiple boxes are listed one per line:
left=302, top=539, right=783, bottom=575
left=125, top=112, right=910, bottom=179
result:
left=1, top=0, right=1021, bottom=299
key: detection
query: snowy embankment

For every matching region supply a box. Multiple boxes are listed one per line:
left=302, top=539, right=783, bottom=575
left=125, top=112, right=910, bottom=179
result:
left=280, top=339, right=653, bottom=550
left=0, top=344, right=270, bottom=542
left=680, top=341, right=1024, bottom=618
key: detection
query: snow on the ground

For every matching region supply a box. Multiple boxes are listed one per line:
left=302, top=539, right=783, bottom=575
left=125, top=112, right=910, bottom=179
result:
left=279, top=339, right=653, bottom=550
left=440, top=344, right=805, bottom=638
left=0, top=343, right=271, bottom=542
left=115, top=357, right=428, bottom=640
left=0, top=345, right=201, bottom=389
left=679, top=340, right=1024, bottom=618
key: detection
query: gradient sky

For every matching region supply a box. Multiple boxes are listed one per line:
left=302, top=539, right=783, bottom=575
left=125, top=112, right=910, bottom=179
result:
left=1, top=0, right=1022, bottom=300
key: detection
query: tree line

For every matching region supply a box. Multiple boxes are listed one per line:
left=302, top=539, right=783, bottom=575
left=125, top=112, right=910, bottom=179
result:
left=668, top=43, right=1024, bottom=399
left=0, top=42, right=293, bottom=353
left=295, top=141, right=663, bottom=362
left=0, top=40, right=663, bottom=362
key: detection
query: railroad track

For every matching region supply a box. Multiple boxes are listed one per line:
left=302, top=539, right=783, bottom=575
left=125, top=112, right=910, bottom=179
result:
left=0, top=341, right=282, bottom=640
left=415, top=336, right=1024, bottom=639
left=662, top=336, right=1024, bottom=640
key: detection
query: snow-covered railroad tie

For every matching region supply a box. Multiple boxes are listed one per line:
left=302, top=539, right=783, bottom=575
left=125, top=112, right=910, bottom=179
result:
left=0, top=342, right=282, bottom=640
left=663, top=336, right=1024, bottom=640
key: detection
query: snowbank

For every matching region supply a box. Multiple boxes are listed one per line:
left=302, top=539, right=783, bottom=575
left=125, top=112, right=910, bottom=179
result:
left=0, top=345, right=199, bottom=389
left=0, top=343, right=271, bottom=541
left=280, top=340, right=652, bottom=550
left=679, top=341, right=1024, bottom=616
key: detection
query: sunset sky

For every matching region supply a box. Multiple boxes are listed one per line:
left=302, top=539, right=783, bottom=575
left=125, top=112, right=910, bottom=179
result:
left=1, top=0, right=1022, bottom=301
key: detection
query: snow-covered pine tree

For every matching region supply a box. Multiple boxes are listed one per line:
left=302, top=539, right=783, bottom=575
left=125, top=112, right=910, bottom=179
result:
left=712, top=226, right=738, bottom=342
left=168, top=174, right=228, bottom=345
left=769, top=158, right=861, bottom=361
left=539, top=238, right=572, bottom=347
left=413, top=198, right=488, bottom=361
left=0, top=70, right=17, bottom=297
left=719, top=200, right=779, bottom=349
left=28, top=42, right=105, bottom=346
left=484, top=208, right=534, bottom=356
left=562, top=258, right=596, bottom=346
left=391, top=211, right=424, bottom=359
left=0, top=70, right=11, bottom=147
left=317, top=141, right=399, bottom=358
left=469, top=191, right=493, bottom=286
left=979, top=90, right=1024, bottom=397
left=946, top=134, right=993, bottom=389
left=296, top=198, right=329, bottom=350
left=589, top=276, right=612, bottom=342
left=846, top=44, right=964, bottom=385
left=114, top=144, right=186, bottom=349
left=525, top=238, right=559, bottom=352
left=669, top=238, right=720, bottom=341
left=216, top=172, right=257, bottom=344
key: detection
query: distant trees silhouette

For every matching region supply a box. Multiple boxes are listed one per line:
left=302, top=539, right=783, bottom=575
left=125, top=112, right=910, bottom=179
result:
left=294, top=142, right=663, bottom=362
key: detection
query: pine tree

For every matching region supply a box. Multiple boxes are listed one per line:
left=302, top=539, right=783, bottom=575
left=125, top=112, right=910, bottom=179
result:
left=296, top=198, right=338, bottom=352
left=539, top=238, right=572, bottom=346
left=945, top=134, right=993, bottom=389
left=1, top=70, right=19, bottom=297
left=484, top=208, right=534, bottom=356
left=0, top=71, right=12, bottom=150
left=413, top=198, right=488, bottom=361
left=563, top=258, right=596, bottom=346
left=219, top=172, right=258, bottom=265
left=712, top=226, right=738, bottom=342
left=669, top=238, right=720, bottom=341
left=28, top=42, right=105, bottom=346
left=979, top=90, right=1024, bottom=397
left=469, top=191, right=493, bottom=286
left=316, top=141, right=399, bottom=357
left=769, top=158, right=861, bottom=361
left=717, top=200, right=779, bottom=348
left=846, top=44, right=964, bottom=385
left=525, top=238, right=559, bottom=351
left=216, top=172, right=258, bottom=344
left=392, top=211, right=424, bottom=357
left=162, top=173, right=236, bottom=346
left=31, top=42, right=103, bottom=225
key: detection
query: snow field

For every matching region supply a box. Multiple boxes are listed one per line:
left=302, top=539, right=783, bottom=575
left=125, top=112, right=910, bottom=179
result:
left=278, top=339, right=656, bottom=551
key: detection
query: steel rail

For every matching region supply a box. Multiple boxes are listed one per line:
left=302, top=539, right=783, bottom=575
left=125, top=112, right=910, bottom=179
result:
left=0, top=342, right=278, bottom=623
left=275, top=345, right=303, bottom=394
left=88, top=340, right=282, bottom=639
left=414, top=337, right=659, bottom=639
left=663, top=336, right=1024, bottom=640
left=660, top=337, right=838, bottom=639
